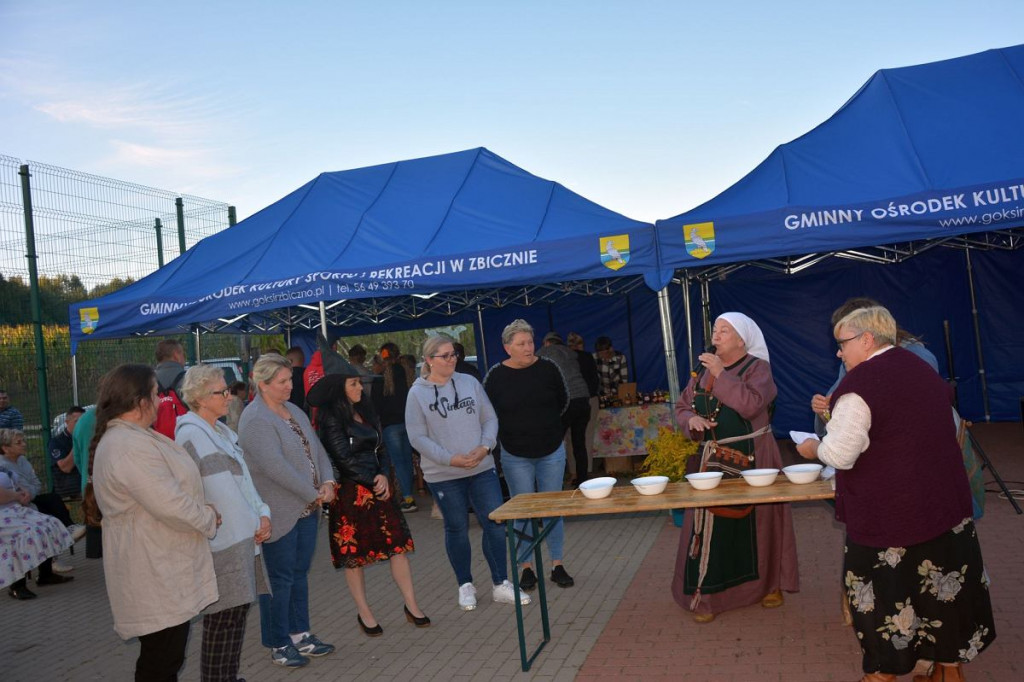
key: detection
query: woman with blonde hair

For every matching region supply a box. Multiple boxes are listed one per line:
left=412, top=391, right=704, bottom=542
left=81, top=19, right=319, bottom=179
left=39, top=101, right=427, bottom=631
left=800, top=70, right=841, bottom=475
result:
left=407, top=334, right=531, bottom=611
left=798, top=307, right=995, bottom=682
left=239, top=354, right=336, bottom=669
left=176, top=364, right=271, bottom=682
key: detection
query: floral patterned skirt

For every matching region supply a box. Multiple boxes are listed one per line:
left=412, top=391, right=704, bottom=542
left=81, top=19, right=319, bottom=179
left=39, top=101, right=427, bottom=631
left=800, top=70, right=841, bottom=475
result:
left=328, top=477, right=414, bottom=569
left=1, top=503, right=73, bottom=588
left=844, top=518, right=996, bottom=675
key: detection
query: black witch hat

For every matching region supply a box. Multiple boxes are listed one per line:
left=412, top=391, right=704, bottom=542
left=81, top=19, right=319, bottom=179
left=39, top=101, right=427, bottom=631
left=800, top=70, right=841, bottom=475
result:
left=305, top=334, right=380, bottom=408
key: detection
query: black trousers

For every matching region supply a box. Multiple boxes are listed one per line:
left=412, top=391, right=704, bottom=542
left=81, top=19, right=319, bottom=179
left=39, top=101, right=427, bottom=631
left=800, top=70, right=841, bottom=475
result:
left=32, top=492, right=73, bottom=527
left=563, top=397, right=592, bottom=480
left=136, top=621, right=191, bottom=682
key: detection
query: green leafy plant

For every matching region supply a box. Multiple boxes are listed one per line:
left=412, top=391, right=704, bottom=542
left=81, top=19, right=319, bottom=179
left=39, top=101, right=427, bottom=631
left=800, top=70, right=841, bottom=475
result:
left=641, top=426, right=698, bottom=481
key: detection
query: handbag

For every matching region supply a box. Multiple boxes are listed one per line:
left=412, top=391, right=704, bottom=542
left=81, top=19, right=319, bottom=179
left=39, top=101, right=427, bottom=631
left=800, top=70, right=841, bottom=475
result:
left=698, top=425, right=771, bottom=518
left=700, top=442, right=755, bottom=518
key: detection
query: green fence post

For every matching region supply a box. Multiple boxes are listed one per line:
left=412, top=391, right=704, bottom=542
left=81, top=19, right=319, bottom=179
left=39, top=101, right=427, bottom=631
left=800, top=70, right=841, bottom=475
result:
left=175, top=197, right=187, bottom=257
left=228, top=205, right=237, bottom=227
left=154, top=217, right=165, bottom=267
left=18, top=164, right=52, bottom=486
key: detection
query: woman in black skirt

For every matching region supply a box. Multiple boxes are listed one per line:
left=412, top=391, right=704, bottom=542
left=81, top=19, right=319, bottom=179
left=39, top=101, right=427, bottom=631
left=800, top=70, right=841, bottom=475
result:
left=798, top=306, right=994, bottom=682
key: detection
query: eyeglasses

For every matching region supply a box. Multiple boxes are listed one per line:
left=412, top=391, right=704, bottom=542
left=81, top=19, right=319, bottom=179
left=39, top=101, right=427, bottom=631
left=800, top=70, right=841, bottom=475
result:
left=836, top=332, right=864, bottom=350
left=430, top=353, right=458, bottom=361
left=208, top=388, right=231, bottom=397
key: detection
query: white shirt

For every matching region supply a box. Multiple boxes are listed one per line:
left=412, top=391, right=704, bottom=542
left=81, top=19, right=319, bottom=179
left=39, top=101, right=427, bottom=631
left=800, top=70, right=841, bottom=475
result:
left=816, top=346, right=893, bottom=470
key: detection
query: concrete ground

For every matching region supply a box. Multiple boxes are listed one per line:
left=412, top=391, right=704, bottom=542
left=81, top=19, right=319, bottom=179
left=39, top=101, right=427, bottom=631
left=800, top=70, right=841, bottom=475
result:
left=2, top=423, right=1021, bottom=681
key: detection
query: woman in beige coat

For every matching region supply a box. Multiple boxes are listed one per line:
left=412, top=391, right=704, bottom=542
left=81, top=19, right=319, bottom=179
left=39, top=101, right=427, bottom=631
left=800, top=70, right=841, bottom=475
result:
left=93, top=364, right=221, bottom=682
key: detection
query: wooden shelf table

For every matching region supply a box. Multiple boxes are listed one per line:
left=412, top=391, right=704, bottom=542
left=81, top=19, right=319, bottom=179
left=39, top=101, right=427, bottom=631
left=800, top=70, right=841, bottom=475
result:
left=489, top=478, right=835, bottom=671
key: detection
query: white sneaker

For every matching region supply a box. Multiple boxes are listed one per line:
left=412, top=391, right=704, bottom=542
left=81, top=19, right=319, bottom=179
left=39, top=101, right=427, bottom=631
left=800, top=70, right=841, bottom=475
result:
left=68, top=524, right=87, bottom=542
left=52, top=559, right=74, bottom=574
left=458, top=582, right=477, bottom=610
left=492, top=579, right=531, bottom=605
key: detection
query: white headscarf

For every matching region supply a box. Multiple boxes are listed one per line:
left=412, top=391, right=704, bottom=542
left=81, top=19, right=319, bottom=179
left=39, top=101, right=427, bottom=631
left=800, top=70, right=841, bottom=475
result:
left=717, top=312, right=770, bottom=364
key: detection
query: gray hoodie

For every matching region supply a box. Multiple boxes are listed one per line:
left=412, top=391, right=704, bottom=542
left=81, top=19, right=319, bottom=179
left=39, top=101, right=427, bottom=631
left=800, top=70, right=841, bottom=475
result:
left=405, top=372, right=498, bottom=484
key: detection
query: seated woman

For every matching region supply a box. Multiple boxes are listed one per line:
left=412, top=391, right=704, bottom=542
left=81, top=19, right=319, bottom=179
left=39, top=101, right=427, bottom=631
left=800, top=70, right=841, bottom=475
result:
left=671, top=312, right=798, bottom=623
left=797, top=306, right=995, bottom=682
left=0, top=428, right=84, bottom=541
left=1, top=470, right=73, bottom=599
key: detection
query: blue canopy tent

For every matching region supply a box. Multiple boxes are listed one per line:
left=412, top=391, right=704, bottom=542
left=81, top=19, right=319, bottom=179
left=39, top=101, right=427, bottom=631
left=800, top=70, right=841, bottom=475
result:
left=69, top=147, right=659, bottom=374
left=653, top=45, right=1024, bottom=433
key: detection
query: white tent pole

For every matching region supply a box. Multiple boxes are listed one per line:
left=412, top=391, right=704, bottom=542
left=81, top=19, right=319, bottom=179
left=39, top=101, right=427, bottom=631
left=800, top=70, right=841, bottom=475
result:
left=476, top=305, right=489, bottom=370
left=319, top=301, right=328, bottom=339
left=71, top=354, right=79, bottom=405
left=657, top=287, right=680, bottom=405
left=194, top=327, right=202, bottom=362
left=964, top=250, right=991, bottom=421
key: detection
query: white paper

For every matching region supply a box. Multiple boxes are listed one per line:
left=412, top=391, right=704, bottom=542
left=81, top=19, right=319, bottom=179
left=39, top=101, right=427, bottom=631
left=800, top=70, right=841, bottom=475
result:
left=789, top=430, right=820, bottom=445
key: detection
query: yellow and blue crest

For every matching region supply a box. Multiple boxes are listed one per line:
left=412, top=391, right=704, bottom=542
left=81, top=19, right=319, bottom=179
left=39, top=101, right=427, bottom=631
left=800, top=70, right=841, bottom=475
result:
left=684, top=222, right=715, bottom=259
left=600, top=234, right=630, bottom=271
left=79, top=307, right=99, bottom=334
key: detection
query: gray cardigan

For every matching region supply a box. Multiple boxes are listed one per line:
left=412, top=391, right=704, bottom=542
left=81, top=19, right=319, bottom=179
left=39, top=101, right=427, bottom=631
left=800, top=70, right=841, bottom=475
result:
left=238, top=393, right=333, bottom=541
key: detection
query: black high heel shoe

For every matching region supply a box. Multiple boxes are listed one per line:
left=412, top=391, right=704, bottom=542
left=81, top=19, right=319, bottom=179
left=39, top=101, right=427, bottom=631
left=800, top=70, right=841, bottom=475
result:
left=404, top=605, right=431, bottom=628
left=357, top=614, right=383, bottom=637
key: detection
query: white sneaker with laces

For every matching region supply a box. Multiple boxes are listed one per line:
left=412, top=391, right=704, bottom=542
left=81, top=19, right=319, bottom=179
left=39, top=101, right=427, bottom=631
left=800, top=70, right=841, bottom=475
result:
left=492, top=579, right=531, bottom=605
left=51, top=559, right=74, bottom=574
left=458, top=582, right=477, bottom=611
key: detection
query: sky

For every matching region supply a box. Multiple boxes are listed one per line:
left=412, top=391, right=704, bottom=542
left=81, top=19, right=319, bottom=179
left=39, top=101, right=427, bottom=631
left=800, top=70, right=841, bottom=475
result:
left=1, top=1, right=1022, bottom=225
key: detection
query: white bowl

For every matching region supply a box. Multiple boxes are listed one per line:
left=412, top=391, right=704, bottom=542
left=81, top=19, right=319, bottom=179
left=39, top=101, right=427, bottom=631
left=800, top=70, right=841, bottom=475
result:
left=684, top=471, right=723, bottom=490
left=740, top=468, right=780, bottom=487
left=631, top=475, right=669, bottom=495
left=579, top=476, right=616, bottom=499
left=782, top=463, right=824, bottom=484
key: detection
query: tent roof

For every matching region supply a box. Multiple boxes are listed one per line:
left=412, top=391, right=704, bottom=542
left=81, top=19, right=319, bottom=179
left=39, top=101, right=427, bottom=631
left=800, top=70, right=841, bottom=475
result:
left=652, top=44, right=1024, bottom=283
left=70, top=147, right=654, bottom=351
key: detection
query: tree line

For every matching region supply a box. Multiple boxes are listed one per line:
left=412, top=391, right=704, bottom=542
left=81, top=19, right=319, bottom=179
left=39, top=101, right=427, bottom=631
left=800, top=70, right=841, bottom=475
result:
left=0, top=273, right=133, bottom=324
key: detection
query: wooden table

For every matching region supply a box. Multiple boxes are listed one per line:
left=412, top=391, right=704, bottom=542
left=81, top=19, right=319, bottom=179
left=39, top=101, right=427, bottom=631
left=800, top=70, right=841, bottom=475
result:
left=489, top=478, right=835, bottom=671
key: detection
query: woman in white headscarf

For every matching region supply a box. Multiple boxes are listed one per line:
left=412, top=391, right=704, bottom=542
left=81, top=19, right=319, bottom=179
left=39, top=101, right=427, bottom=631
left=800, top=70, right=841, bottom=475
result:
left=670, top=312, right=799, bottom=623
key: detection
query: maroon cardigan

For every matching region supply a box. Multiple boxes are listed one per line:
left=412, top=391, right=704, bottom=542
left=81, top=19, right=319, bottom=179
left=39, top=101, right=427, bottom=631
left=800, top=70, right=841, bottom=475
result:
left=830, top=347, right=971, bottom=547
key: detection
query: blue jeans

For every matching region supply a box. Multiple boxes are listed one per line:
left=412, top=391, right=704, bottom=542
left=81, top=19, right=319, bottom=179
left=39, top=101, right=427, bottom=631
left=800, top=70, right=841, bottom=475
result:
left=500, top=444, right=567, bottom=563
left=258, top=514, right=319, bottom=648
left=429, top=468, right=508, bottom=586
left=383, top=423, right=415, bottom=500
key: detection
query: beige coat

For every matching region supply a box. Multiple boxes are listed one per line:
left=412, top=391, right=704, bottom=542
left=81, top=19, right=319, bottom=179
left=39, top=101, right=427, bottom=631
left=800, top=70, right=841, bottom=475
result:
left=94, top=419, right=219, bottom=639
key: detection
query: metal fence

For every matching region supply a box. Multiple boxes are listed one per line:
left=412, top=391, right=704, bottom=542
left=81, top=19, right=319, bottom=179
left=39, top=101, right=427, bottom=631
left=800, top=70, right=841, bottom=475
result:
left=0, top=154, right=236, bottom=479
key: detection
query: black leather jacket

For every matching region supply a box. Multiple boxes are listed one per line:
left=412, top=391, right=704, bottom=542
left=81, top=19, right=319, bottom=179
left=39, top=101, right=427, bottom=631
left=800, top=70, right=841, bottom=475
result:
left=317, top=403, right=389, bottom=490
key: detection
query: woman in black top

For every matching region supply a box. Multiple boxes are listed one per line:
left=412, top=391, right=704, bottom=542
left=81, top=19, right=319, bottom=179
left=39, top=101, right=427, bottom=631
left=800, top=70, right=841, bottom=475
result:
left=371, top=342, right=418, bottom=512
left=483, top=319, right=573, bottom=592
left=310, top=355, right=428, bottom=636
